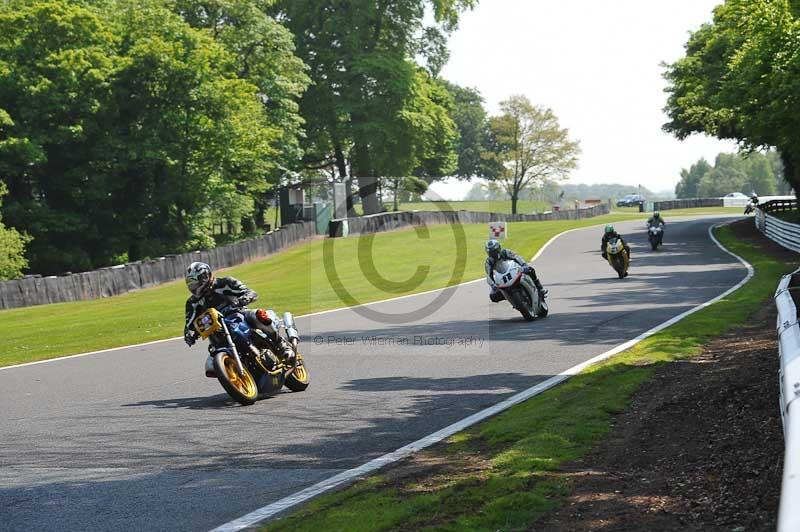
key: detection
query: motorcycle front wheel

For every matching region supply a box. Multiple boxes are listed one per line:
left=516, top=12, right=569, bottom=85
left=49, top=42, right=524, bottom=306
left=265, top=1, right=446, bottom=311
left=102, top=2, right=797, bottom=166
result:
left=284, top=354, right=310, bottom=392
left=509, top=288, right=535, bottom=321
left=213, top=352, right=258, bottom=405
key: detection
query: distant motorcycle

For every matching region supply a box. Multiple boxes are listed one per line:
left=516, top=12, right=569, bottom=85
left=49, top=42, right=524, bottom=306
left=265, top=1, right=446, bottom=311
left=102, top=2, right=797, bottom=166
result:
left=605, top=238, right=630, bottom=279
left=492, top=260, right=548, bottom=321
left=192, top=306, right=309, bottom=405
left=647, top=223, right=664, bottom=251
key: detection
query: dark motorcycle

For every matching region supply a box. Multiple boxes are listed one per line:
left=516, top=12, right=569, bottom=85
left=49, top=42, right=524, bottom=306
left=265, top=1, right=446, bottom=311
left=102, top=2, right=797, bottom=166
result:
left=648, top=223, right=664, bottom=250
left=192, top=306, right=309, bottom=405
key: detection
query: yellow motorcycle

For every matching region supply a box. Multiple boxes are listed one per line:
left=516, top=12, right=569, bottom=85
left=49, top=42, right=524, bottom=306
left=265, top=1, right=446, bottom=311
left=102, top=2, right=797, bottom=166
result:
left=192, top=306, right=309, bottom=405
left=605, top=237, right=630, bottom=279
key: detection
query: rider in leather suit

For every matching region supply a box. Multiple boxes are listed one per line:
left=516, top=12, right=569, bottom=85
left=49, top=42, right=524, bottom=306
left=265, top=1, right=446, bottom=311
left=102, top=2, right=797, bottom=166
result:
left=183, top=262, right=293, bottom=362
left=485, top=239, right=547, bottom=303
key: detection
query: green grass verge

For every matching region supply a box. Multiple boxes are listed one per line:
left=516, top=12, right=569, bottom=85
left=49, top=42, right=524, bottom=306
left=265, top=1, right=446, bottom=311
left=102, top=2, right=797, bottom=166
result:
left=263, top=225, right=795, bottom=532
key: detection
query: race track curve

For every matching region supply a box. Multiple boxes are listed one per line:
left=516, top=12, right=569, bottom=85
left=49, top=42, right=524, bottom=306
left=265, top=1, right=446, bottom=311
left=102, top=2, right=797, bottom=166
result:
left=0, top=216, right=747, bottom=531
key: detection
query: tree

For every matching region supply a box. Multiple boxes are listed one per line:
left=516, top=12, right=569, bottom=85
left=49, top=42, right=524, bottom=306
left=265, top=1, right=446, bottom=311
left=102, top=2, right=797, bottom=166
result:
left=675, top=158, right=712, bottom=198
left=386, top=175, right=429, bottom=211
left=172, top=0, right=310, bottom=230
left=0, top=0, right=300, bottom=274
left=675, top=151, right=781, bottom=198
left=663, top=0, right=800, bottom=196
left=104, top=0, right=278, bottom=256
left=271, top=0, right=476, bottom=214
left=483, top=95, right=580, bottom=214
left=440, top=81, right=490, bottom=179
left=0, top=0, right=122, bottom=273
left=0, top=182, right=30, bottom=280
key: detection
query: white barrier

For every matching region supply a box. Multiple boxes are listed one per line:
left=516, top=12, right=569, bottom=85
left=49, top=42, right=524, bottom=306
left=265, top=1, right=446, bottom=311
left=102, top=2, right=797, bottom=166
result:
left=776, top=270, right=800, bottom=531
left=723, top=197, right=750, bottom=207
left=762, top=212, right=800, bottom=254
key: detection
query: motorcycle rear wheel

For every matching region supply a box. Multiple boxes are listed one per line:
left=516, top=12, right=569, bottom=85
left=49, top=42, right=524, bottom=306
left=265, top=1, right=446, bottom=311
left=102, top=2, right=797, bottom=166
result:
left=213, top=352, right=258, bottom=405
left=538, top=298, right=549, bottom=318
left=285, top=354, right=310, bottom=392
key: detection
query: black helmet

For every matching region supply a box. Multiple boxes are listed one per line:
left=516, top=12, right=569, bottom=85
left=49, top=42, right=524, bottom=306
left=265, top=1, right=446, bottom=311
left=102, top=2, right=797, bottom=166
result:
left=485, top=239, right=501, bottom=259
left=185, top=262, right=213, bottom=297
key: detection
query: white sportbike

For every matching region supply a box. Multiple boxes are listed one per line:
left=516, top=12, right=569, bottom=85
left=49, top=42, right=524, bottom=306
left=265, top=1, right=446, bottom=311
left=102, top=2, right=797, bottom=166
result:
left=492, top=260, right=548, bottom=321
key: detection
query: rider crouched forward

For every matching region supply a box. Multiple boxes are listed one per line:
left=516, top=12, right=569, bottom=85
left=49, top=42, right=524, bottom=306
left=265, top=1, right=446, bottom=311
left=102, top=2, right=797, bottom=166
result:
left=183, top=262, right=294, bottom=363
left=485, top=239, right=548, bottom=303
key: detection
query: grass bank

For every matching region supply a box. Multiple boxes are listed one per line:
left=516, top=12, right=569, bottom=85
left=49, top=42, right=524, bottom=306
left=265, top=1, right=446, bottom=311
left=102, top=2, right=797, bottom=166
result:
left=264, top=224, right=794, bottom=532
left=1, top=212, right=651, bottom=366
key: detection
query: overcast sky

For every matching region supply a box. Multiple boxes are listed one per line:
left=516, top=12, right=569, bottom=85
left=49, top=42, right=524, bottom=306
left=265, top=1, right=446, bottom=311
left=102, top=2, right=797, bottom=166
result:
left=429, top=0, right=738, bottom=200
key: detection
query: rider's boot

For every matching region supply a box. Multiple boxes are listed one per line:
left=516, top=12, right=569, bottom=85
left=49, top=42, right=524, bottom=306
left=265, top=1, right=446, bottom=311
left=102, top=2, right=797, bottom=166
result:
left=270, top=332, right=296, bottom=365
left=534, top=278, right=548, bottom=299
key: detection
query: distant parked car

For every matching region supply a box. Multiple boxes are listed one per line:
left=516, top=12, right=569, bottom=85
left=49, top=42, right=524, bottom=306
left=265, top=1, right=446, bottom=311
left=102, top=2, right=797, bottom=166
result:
left=723, top=192, right=749, bottom=199
left=616, top=194, right=645, bottom=207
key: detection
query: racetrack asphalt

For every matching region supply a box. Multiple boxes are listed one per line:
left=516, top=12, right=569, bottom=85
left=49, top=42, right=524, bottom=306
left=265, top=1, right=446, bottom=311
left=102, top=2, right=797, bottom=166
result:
left=0, top=216, right=747, bottom=532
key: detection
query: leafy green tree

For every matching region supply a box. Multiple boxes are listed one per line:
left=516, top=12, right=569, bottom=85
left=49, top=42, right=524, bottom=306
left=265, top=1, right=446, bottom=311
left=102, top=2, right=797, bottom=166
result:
left=0, top=0, right=297, bottom=274
left=104, top=0, right=277, bottom=256
left=483, top=95, right=580, bottom=214
left=675, top=151, right=781, bottom=198
left=663, top=0, right=800, bottom=196
left=0, top=182, right=30, bottom=280
left=0, top=0, right=121, bottom=273
left=171, top=0, right=310, bottom=189
left=675, top=158, right=712, bottom=198
left=272, top=0, right=475, bottom=214
left=440, top=81, right=489, bottom=179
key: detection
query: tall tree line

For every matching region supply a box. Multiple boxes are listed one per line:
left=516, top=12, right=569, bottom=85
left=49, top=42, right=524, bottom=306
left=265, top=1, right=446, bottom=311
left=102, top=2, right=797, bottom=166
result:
left=0, top=0, right=581, bottom=276
left=0, top=0, right=486, bottom=276
left=664, top=0, right=800, bottom=198
left=674, top=151, right=788, bottom=199
left=0, top=0, right=308, bottom=275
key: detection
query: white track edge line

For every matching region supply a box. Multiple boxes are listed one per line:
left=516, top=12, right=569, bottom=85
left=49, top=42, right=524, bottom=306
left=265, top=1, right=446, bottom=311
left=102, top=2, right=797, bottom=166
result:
left=209, top=220, right=753, bottom=532
left=0, top=221, right=598, bottom=372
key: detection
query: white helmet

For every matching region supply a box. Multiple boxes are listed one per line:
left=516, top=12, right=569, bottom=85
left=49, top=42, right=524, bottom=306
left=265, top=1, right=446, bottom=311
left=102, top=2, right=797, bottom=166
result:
left=185, top=262, right=213, bottom=296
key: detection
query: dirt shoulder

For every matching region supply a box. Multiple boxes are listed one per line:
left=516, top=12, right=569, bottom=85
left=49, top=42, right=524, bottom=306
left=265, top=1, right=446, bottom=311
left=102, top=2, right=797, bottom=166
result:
left=537, top=306, right=782, bottom=531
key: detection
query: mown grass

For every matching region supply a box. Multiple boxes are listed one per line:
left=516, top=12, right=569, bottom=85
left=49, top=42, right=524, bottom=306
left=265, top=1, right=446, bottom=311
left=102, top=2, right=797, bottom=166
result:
left=264, top=225, right=795, bottom=532
left=1, top=212, right=656, bottom=366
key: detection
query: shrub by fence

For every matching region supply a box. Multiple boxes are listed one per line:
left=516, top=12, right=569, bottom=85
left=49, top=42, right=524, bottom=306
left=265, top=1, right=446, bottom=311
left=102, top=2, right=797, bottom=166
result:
left=653, top=198, right=723, bottom=211
left=329, top=204, right=610, bottom=237
left=0, top=221, right=317, bottom=310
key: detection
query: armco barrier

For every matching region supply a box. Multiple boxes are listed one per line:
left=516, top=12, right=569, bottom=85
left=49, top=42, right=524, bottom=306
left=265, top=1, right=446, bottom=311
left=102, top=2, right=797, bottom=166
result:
left=0, top=221, right=317, bottom=310
left=775, top=270, right=800, bottom=531
left=653, top=198, right=723, bottom=211
left=329, top=204, right=610, bottom=237
left=755, top=200, right=800, bottom=254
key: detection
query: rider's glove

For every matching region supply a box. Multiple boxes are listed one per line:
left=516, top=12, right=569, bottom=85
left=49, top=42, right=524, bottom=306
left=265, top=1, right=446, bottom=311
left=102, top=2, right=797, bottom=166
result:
left=184, top=330, right=197, bottom=347
left=522, top=265, right=533, bottom=275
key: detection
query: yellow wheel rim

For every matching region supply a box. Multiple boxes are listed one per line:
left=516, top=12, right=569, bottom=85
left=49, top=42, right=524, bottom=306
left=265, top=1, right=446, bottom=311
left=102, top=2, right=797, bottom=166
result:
left=223, top=355, right=257, bottom=398
left=293, top=364, right=309, bottom=384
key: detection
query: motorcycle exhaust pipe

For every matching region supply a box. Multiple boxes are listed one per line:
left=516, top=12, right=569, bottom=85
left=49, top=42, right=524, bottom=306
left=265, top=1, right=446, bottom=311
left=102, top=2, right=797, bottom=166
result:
left=283, top=311, right=300, bottom=343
